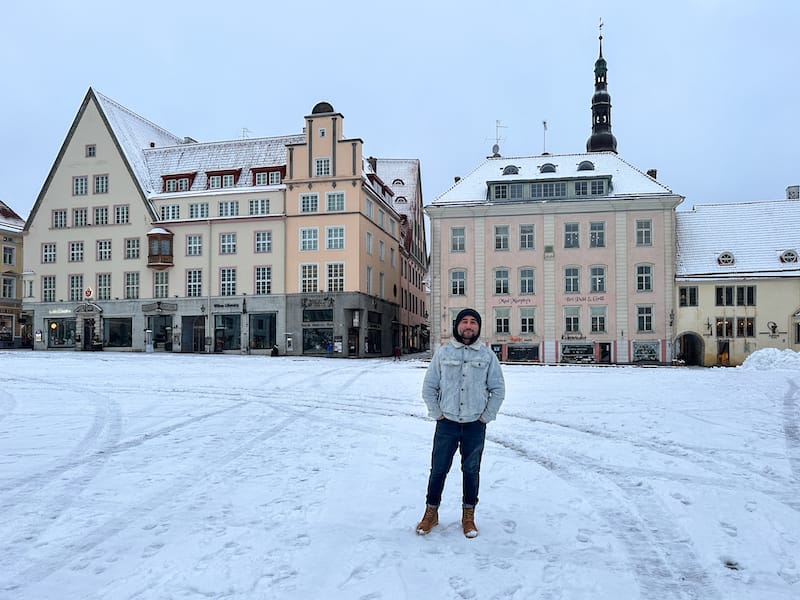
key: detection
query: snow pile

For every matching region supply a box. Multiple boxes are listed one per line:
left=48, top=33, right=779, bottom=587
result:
left=740, top=347, right=800, bottom=370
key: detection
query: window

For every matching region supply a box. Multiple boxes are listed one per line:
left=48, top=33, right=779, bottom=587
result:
left=69, top=241, right=84, bottom=262
left=517, top=268, right=535, bottom=295
left=315, top=158, right=331, bottom=177
left=494, top=225, right=509, bottom=250
left=451, top=227, right=466, bottom=252
left=565, top=267, right=580, bottom=293
left=578, top=160, right=595, bottom=171
left=715, top=317, right=734, bottom=338
left=187, top=234, right=202, bottom=256
left=715, top=286, right=735, bottom=306
left=510, top=183, right=523, bottom=200
left=636, top=220, right=652, bottom=246
left=451, top=270, right=466, bottom=296
left=575, top=181, right=588, bottom=196
left=365, top=266, right=372, bottom=294
left=96, top=239, right=112, bottom=261
left=590, top=266, right=606, bottom=293
left=220, top=233, right=237, bottom=255
left=1, top=246, right=13, bottom=267
left=115, top=205, right=129, bottom=224
left=532, top=182, right=566, bottom=198
left=591, top=180, right=605, bottom=195
left=780, top=249, right=798, bottom=263
left=379, top=240, right=385, bottom=261
left=495, top=308, right=510, bottom=334
left=540, top=163, right=557, bottom=173
left=97, top=273, right=111, bottom=300
left=301, top=264, right=318, bottom=293
left=186, top=270, right=202, bottom=297
left=42, top=243, right=56, bottom=263
left=679, top=286, right=698, bottom=307
left=365, top=199, right=374, bottom=219
left=326, top=192, right=345, bottom=212
left=2, top=276, right=14, bottom=300
left=327, top=263, right=345, bottom=292
left=564, top=223, right=579, bottom=248
left=495, top=269, right=510, bottom=295
left=736, top=317, right=755, bottom=338
left=590, top=222, right=605, bottom=248
left=94, top=175, right=109, bottom=194
left=165, top=177, right=190, bottom=192
left=378, top=210, right=385, bottom=228
left=42, top=275, right=56, bottom=302
left=326, top=227, right=344, bottom=250
left=255, top=266, right=272, bottom=295
left=125, top=238, right=140, bottom=259
left=154, top=271, right=169, bottom=299
left=70, top=274, right=83, bottom=301
left=736, top=285, right=756, bottom=306
left=160, top=205, right=180, bottom=220
left=366, top=232, right=373, bottom=255
left=249, top=199, right=269, bottom=215
left=565, top=306, right=580, bottom=333
left=73, top=176, right=88, bottom=196
left=636, top=264, right=653, bottom=292
left=494, top=184, right=508, bottom=200
left=255, top=231, right=272, bottom=253
left=591, top=306, right=607, bottom=333
left=218, top=201, right=239, bottom=217
left=300, top=193, right=319, bottom=213
left=519, top=224, right=534, bottom=249
left=637, top=305, right=653, bottom=332
left=73, top=208, right=87, bottom=227
left=53, top=209, right=67, bottom=229
left=189, top=202, right=209, bottom=218
left=520, top=307, right=535, bottom=334
left=220, top=268, right=236, bottom=296
left=125, top=272, right=139, bottom=299
left=94, top=206, right=108, bottom=225
left=300, top=228, right=319, bottom=251
left=390, top=247, right=395, bottom=267
left=86, top=144, right=96, bottom=157
left=269, top=171, right=281, bottom=185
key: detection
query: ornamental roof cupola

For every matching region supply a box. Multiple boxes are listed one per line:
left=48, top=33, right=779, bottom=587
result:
left=586, top=32, right=618, bottom=153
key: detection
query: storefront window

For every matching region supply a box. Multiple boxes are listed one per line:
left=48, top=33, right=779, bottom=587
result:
left=214, top=314, right=241, bottom=352
left=47, top=318, right=77, bottom=348
left=104, top=318, right=132, bottom=347
left=303, top=328, right=334, bottom=353
left=250, top=313, right=277, bottom=349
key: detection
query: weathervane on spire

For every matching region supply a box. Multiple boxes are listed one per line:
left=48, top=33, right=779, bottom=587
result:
left=598, top=17, right=604, bottom=52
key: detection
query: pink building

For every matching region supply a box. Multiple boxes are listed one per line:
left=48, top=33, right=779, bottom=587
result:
left=426, top=39, right=683, bottom=364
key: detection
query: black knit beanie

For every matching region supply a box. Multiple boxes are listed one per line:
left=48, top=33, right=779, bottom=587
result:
left=453, top=308, right=482, bottom=345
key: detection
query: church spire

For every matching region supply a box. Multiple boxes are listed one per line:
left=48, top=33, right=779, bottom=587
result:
left=586, top=23, right=618, bottom=153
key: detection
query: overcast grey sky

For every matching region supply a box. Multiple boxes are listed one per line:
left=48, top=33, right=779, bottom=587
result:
left=2, top=0, right=798, bottom=220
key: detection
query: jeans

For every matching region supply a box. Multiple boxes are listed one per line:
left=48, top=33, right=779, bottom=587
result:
left=425, top=418, right=486, bottom=507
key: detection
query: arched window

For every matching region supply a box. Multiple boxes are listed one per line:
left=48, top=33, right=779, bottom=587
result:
left=717, top=252, right=735, bottom=266
left=502, top=165, right=519, bottom=175
left=539, top=163, right=556, bottom=173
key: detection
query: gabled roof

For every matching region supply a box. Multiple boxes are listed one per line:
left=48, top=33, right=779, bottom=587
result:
left=676, top=200, right=800, bottom=278
left=373, top=158, right=421, bottom=220
left=0, top=200, right=25, bottom=233
left=432, top=151, right=673, bottom=205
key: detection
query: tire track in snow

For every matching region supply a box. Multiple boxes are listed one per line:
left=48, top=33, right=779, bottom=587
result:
left=782, top=377, right=800, bottom=481
left=489, top=434, right=723, bottom=600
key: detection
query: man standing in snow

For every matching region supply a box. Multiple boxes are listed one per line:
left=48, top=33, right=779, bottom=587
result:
left=416, top=308, right=505, bottom=538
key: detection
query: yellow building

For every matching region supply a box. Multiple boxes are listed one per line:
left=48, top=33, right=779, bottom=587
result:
left=674, top=195, right=800, bottom=366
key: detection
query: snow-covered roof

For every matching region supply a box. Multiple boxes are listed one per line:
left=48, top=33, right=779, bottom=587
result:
left=0, top=201, right=25, bottom=232
left=142, top=134, right=304, bottom=196
left=373, top=158, right=421, bottom=220
left=433, top=151, right=673, bottom=205
left=676, top=200, right=800, bottom=278
left=95, top=91, right=186, bottom=195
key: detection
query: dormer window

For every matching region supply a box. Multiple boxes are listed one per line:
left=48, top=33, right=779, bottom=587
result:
left=717, top=252, right=735, bottom=266
left=539, top=163, right=557, bottom=173
left=206, top=169, right=241, bottom=190
left=392, top=178, right=405, bottom=185
left=780, top=249, right=798, bottom=263
left=577, top=160, right=595, bottom=171
left=253, top=167, right=285, bottom=186
left=502, top=165, right=519, bottom=175
left=395, top=196, right=408, bottom=203
left=162, top=173, right=196, bottom=193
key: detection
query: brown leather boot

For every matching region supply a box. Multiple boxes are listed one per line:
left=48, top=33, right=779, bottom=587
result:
left=462, top=506, right=478, bottom=538
left=416, top=505, right=439, bottom=535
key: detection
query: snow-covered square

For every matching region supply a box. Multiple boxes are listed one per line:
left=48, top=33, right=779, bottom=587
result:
left=1, top=349, right=799, bottom=599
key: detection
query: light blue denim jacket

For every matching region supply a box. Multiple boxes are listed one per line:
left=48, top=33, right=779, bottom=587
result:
left=422, top=340, right=506, bottom=423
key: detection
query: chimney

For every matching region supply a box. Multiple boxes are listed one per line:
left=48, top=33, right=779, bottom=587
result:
left=367, top=156, right=377, bottom=172
left=646, top=169, right=657, bottom=179
left=149, top=142, right=156, bottom=148
left=787, top=185, right=799, bottom=200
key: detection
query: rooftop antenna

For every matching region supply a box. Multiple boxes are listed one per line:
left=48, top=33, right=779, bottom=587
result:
left=542, top=121, right=548, bottom=154
left=241, top=127, right=251, bottom=139
left=488, top=119, right=507, bottom=157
